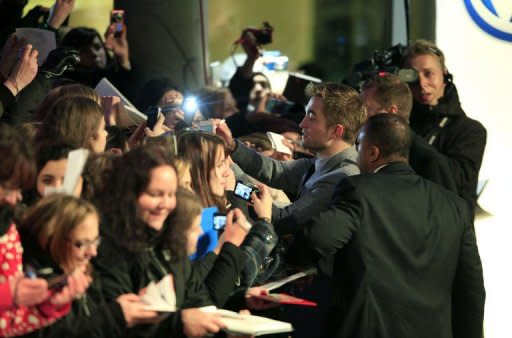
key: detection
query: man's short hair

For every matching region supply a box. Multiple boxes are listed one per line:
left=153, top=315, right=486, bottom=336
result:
left=364, top=113, right=412, bottom=159
left=305, top=82, right=366, bottom=144
left=362, top=73, right=413, bottom=121
left=404, top=39, right=447, bottom=72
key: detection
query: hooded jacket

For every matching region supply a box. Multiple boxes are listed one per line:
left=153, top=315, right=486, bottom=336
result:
left=409, top=82, right=486, bottom=217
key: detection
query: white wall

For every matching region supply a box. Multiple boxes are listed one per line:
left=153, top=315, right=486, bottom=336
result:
left=436, top=2, right=512, bottom=337
left=436, top=1, right=512, bottom=216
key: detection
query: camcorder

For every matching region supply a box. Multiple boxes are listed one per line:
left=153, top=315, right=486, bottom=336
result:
left=238, top=22, right=274, bottom=46
left=234, top=181, right=260, bottom=202
left=344, top=44, right=418, bottom=90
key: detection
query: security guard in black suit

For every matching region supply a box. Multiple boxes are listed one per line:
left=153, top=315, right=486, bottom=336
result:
left=297, top=114, right=485, bottom=338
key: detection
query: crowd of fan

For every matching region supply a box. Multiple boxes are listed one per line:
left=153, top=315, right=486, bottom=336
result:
left=0, top=1, right=486, bottom=338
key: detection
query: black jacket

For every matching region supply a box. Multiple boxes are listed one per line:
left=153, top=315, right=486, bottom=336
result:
left=19, top=230, right=127, bottom=338
left=409, top=132, right=457, bottom=193
left=93, top=224, right=243, bottom=338
left=409, top=82, right=486, bottom=216
left=301, top=162, right=485, bottom=338
left=0, top=84, right=15, bottom=122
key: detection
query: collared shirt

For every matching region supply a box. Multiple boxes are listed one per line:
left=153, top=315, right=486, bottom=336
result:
left=372, top=164, right=389, bottom=173
left=304, top=154, right=338, bottom=190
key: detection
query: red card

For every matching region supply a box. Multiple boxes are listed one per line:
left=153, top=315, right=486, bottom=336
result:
left=253, top=293, right=317, bottom=307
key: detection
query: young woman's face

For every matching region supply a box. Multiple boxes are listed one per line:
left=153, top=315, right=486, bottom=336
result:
left=137, top=165, right=178, bottom=231
left=67, top=213, right=100, bottom=272
left=209, top=147, right=229, bottom=197
left=186, top=214, right=202, bottom=255
left=90, top=118, right=108, bottom=153
left=36, top=159, right=83, bottom=197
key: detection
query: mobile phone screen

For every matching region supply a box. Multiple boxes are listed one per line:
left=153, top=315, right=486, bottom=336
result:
left=111, top=10, right=124, bottom=36
left=213, top=213, right=226, bottom=230
left=234, top=182, right=253, bottom=201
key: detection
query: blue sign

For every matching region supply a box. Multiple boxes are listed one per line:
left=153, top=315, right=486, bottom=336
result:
left=464, top=0, right=512, bottom=41
left=189, top=207, right=219, bottom=261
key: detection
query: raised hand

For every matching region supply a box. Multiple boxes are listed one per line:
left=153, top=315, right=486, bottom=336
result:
left=4, top=44, right=38, bottom=96
left=144, top=113, right=171, bottom=137
left=47, top=0, right=76, bottom=29
left=100, top=95, right=122, bottom=126
left=251, top=183, right=272, bottom=221
left=212, top=119, right=236, bottom=151
left=0, top=34, right=27, bottom=79
left=104, top=24, right=130, bottom=70
left=217, top=208, right=250, bottom=250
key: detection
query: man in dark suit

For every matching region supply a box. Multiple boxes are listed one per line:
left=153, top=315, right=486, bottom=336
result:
left=360, top=72, right=457, bottom=193
left=299, top=114, right=485, bottom=338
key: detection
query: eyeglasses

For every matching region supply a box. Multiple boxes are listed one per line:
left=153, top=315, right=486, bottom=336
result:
left=70, top=237, right=102, bottom=250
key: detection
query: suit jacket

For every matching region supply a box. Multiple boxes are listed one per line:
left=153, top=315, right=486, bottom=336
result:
left=303, top=162, right=485, bottom=338
left=231, top=141, right=359, bottom=235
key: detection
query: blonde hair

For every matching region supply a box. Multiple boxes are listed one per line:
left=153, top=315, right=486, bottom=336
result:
left=22, top=194, right=98, bottom=273
left=40, top=96, right=104, bottom=151
left=174, top=188, right=202, bottom=233
left=174, top=158, right=191, bottom=188
left=35, top=84, right=101, bottom=121
left=405, top=39, right=447, bottom=72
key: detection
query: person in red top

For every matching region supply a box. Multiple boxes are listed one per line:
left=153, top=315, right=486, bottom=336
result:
left=0, top=123, right=91, bottom=337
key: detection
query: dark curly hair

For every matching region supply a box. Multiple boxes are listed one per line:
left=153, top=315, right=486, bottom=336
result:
left=96, top=144, right=186, bottom=260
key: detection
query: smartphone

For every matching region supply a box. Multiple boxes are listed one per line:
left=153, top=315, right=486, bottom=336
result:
left=161, top=103, right=181, bottom=115
left=233, top=181, right=259, bottom=201
left=145, top=107, right=161, bottom=130
left=24, top=265, right=68, bottom=291
left=110, top=9, right=125, bottom=38
left=47, top=274, right=69, bottom=291
left=182, top=96, right=198, bottom=124
left=213, top=212, right=227, bottom=231
left=197, top=120, right=215, bottom=133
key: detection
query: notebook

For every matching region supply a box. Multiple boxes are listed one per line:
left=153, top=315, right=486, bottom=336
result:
left=201, top=307, right=293, bottom=336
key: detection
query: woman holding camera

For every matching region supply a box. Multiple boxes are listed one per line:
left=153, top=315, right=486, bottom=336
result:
left=177, top=131, right=279, bottom=287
